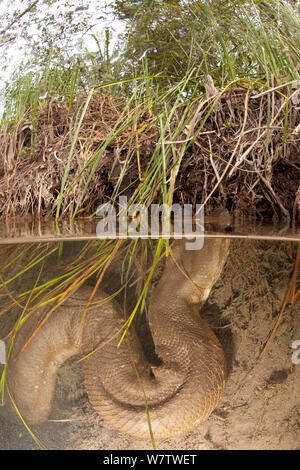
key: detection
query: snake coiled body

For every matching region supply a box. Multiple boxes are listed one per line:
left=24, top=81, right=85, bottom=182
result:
left=1, top=238, right=230, bottom=438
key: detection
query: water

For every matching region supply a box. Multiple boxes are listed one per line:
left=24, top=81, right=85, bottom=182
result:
left=0, top=215, right=299, bottom=244
left=0, top=228, right=299, bottom=450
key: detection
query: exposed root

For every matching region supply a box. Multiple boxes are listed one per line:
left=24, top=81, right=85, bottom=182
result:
left=0, top=83, right=299, bottom=219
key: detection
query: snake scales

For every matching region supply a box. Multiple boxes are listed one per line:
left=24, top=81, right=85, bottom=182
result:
left=1, top=237, right=230, bottom=438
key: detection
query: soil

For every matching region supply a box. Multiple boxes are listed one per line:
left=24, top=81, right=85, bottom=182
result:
left=0, top=238, right=299, bottom=450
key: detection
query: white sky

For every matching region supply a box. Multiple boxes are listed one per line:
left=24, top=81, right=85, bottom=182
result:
left=0, top=0, right=126, bottom=114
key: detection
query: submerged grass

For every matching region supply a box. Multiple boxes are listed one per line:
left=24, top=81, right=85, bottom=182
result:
left=0, top=238, right=164, bottom=448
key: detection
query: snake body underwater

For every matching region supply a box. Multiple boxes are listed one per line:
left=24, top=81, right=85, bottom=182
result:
left=1, top=238, right=230, bottom=438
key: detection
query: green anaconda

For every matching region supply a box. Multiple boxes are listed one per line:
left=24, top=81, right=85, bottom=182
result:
left=1, top=237, right=230, bottom=438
